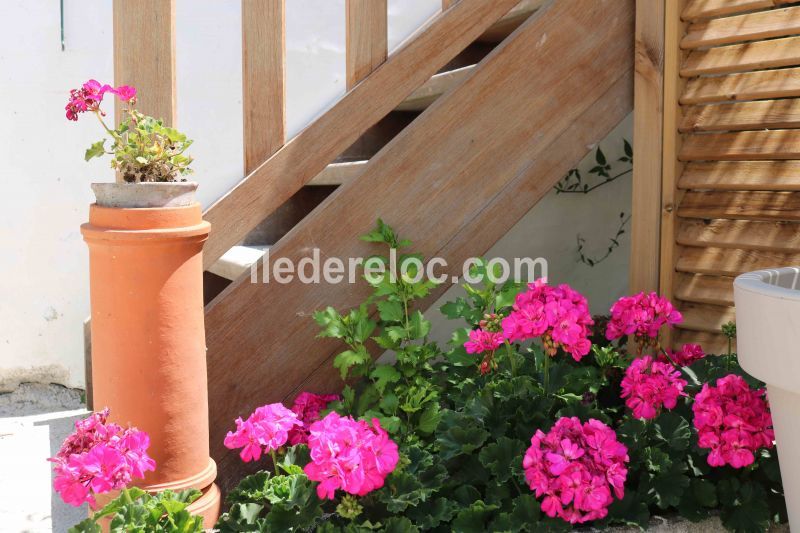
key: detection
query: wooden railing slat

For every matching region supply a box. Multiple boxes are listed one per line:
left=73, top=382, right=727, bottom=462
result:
left=242, top=0, right=285, bottom=174
left=346, top=0, right=388, bottom=89
left=202, top=0, right=523, bottom=269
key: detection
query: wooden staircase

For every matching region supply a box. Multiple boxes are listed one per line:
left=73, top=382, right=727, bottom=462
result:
left=631, top=0, right=800, bottom=353
left=195, top=0, right=635, bottom=488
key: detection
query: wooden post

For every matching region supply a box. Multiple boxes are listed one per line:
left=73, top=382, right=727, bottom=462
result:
left=346, top=0, right=388, bottom=89
left=442, top=0, right=459, bottom=9
left=630, top=0, right=664, bottom=294
left=113, top=0, right=176, bottom=127
left=242, top=0, right=286, bottom=173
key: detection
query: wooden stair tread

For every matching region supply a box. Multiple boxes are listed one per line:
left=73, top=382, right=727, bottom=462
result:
left=679, top=130, right=800, bottom=161
left=676, top=245, right=800, bottom=276
left=397, top=65, right=476, bottom=111
left=681, top=35, right=800, bottom=77
left=680, top=99, right=800, bottom=132
left=675, top=272, right=735, bottom=306
left=678, top=219, right=800, bottom=252
left=674, top=329, right=736, bottom=355
left=678, top=190, right=800, bottom=220
left=682, top=6, right=800, bottom=49
left=477, top=0, right=546, bottom=42
left=309, top=160, right=368, bottom=186
left=681, top=66, right=800, bottom=104
left=678, top=302, right=736, bottom=333
left=678, top=161, right=800, bottom=190
left=682, top=0, right=786, bottom=21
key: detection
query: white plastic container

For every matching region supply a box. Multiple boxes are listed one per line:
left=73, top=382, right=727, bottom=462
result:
left=734, top=267, right=800, bottom=529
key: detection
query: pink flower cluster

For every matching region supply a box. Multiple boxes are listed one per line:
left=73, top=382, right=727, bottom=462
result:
left=304, top=412, right=399, bottom=500
left=661, top=343, right=705, bottom=367
left=501, top=279, right=594, bottom=360
left=287, top=392, right=340, bottom=445
left=523, top=417, right=628, bottom=524
left=620, top=356, right=687, bottom=420
left=693, top=374, right=774, bottom=469
left=48, top=408, right=155, bottom=507
left=66, top=79, right=136, bottom=121
left=605, top=292, right=682, bottom=342
left=224, top=403, right=303, bottom=462
left=464, top=328, right=504, bottom=355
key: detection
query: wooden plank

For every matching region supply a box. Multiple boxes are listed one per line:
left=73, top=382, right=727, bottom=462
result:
left=680, top=99, right=800, bottom=132
left=678, top=190, right=800, bottom=220
left=242, top=0, right=285, bottom=173
left=681, top=0, right=778, bottom=21
left=681, top=35, right=800, bottom=77
left=205, top=0, right=634, bottom=488
left=309, top=161, right=367, bottom=186
left=681, top=6, right=800, bottom=49
left=679, top=130, right=800, bottom=161
left=630, top=0, right=664, bottom=294
left=113, top=0, right=176, bottom=127
left=202, top=0, right=523, bottom=269
left=679, top=302, right=736, bottom=333
left=442, top=0, right=458, bottom=8
left=678, top=219, right=800, bottom=251
left=674, top=329, right=736, bottom=355
left=396, top=65, right=475, bottom=111
left=676, top=245, right=800, bottom=276
left=675, top=272, right=734, bottom=306
left=477, top=0, right=547, bottom=42
left=659, top=0, right=687, bottom=348
left=346, top=0, right=387, bottom=89
left=678, top=160, right=800, bottom=190
left=681, top=66, right=800, bottom=105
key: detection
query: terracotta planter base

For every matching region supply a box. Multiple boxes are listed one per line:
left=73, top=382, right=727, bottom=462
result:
left=187, top=483, right=222, bottom=529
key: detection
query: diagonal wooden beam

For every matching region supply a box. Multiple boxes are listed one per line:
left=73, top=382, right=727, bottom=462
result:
left=201, top=0, right=522, bottom=269
left=205, top=0, right=634, bottom=489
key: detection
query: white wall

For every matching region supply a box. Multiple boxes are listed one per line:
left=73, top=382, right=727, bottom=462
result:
left=0, top=0, right=440, bottom=391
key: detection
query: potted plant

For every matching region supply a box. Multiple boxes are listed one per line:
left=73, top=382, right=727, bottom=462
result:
left=73, top=80, right=220, bottom=526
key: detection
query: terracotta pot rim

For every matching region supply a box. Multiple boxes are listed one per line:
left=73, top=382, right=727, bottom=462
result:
left=144, top=458, right=218, bottom=493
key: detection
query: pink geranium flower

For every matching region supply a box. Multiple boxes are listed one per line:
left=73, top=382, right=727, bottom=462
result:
left=224, top=403, right=303, bottom=462
left=48, top=408, right=155, bottom=507
left=65, top=80, right=138, bottom=121
left=501, top=279, right=594, bottom=361
left=523, top=417, right=628, bottom=524
left=287, top=392, right=340, bottom=445
left=464, top=328, right=505, bottom=355
left=692, top=374, right=774, bottom=469
left=605, top=292, right=682, bottom=344
left=661, top=343, right=705, bottom=367
left=304, top=412, right=399, bottom=499
left=620, top=356, right=687, bottom=419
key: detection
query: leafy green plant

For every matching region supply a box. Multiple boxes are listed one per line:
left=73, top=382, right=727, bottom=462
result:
left=68, top=488, right=204, bottom=533
left=220, top=221, right=785, bottom=532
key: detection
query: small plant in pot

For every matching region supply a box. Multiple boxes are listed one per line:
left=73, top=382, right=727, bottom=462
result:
left=67, top=79, right=196, bottom=208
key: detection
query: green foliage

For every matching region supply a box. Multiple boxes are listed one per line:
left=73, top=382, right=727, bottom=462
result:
left=69, top=488, right=204, bottom=533
left=219, top=220, right=786, bottom=532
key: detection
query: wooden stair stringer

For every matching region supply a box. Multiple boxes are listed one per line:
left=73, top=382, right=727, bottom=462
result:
left=204, top=0, right=634, bottom=489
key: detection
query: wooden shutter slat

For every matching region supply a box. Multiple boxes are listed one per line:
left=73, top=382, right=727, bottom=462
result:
left=675, top=272, right=735, bottom=306
left=678, top=219, right=800, bottom=252
left=682, top=0, right=779, bottom=21
left=678, top=190, right=800, bottom=220
left=680, top=99, right=800, bottom=132
left=678, top=160, right=800, bottom=190
left=676, top=245, right=800, bottom=276
left=681, top=35, right=800, bottom=77
left=678, top=302, right=736, bottom=333
left=674, top=329, right=734, bottom=354
left=682, top=6, right=800, bottom=49
left=680, top=130, right=800, bottom=161
left=681, top=67, right=800, bottom=105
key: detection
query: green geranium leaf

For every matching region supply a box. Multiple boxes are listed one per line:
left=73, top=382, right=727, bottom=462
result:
left=84, top=140, right=106, bottom=161
left=478, top=436, right=526, bottom=483
left=452, top=500, right=499, bottom=533
left=382, top=517, right=420, bottom=533
left=377, top=300, right=404, bottom=322
left=370, top=364, right=401, bottom=394
left=654, top=412, right=691, bottom=451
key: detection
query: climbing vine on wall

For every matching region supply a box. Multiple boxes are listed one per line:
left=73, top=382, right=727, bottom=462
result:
left=554, top=139, right=633, bottom=267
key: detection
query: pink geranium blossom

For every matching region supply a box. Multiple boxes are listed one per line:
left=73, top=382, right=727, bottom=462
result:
left=661, top=343, right=705, bottom=367
left=224, top=403, right=303, bottom=462
left=464, top=328, right=505, bottom=355
left=605, top=292, right=682, bottom=343
left=523, top=417, right=629, bottom=524
left=304, top=412, right=399, bottom=499
left=287, top=392, right=340, bottom=445
left=65, top=80, right=137, bottom=121
left=620, top=356, right=687, bottom=420
left=48, top=408, right=155, bottom=507
left=692, top=374, right=774, bottom=468
left=501, top=279, right=594, bottom=361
